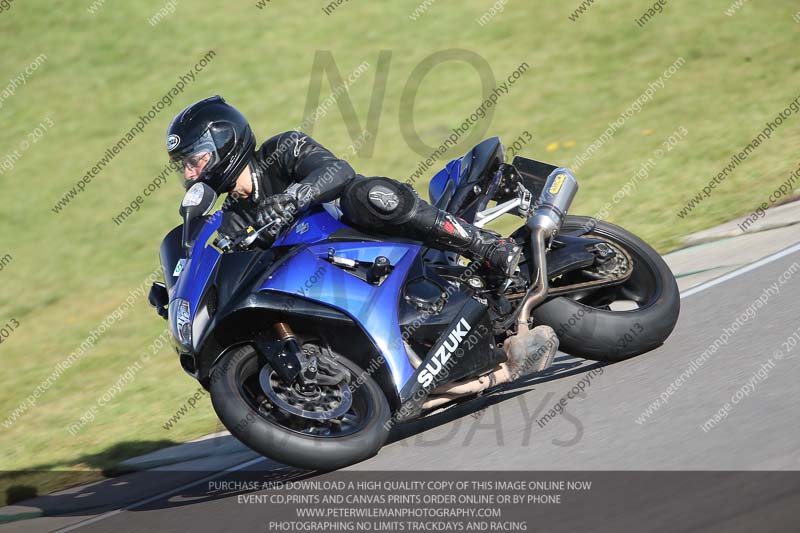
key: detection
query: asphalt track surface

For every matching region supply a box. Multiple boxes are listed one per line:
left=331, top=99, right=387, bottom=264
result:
left=4, top=243, right=800, bottom=532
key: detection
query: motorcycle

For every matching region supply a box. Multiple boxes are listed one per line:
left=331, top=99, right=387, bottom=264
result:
left=149, top=137, right=680, bottom=469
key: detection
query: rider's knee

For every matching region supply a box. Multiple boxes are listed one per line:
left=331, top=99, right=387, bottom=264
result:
left=341, top=176, right=420, bottom=227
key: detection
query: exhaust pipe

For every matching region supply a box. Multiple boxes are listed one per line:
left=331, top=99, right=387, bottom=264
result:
left=518, top=168, right=578, bottom=331
left=527, top=168, right=579, bottom=238
left=423, top=365, right=515, bottom=408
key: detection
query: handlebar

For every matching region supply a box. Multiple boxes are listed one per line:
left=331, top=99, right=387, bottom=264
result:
left=214, top=218, right=284, bottom=253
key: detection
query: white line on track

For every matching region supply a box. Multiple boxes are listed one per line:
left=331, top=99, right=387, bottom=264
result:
left=53, top=456, right=277, bottom=532
left=54, top=240, right=800, bottom=531
left=679, top=242, right=800, bottom=299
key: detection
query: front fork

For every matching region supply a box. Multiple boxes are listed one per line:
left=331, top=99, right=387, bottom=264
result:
left=253, top=323, right=304, bottom=384
left=254, top=323, right=346, bottom=389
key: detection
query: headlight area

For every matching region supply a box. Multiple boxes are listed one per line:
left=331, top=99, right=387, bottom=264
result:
left=169, top=298, right=192, bottom=349
left=168, top=292, right=215, bottom=377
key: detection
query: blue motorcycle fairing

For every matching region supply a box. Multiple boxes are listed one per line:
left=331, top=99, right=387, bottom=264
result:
left=273, top=204, right=349, bottom=247
left=171, top=204, right=347, bottom=323
left=428, top=158, right=462, bottom=207
left=259, top=241, right=420, bottom=390
left=170, top=205, right=422, bottom=392
left=171, top=211, right=223, bottom=324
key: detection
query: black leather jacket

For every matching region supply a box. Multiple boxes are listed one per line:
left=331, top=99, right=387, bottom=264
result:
left=220, top=131, right=355, bottom=235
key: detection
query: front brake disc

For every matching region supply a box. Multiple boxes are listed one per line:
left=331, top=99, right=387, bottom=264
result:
left=258, top=363, right=352, bottom=420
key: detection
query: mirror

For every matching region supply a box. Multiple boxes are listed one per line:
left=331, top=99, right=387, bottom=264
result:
left=179, top=182, right=217, bottom=254
left=148, top=282, right=169, bottom=320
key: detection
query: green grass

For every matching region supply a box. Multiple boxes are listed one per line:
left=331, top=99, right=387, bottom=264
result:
left=1, top=0, right=799, bottom=503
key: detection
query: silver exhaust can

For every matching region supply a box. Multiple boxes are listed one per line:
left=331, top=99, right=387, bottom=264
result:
left=526, top=167, right=579, bottom=235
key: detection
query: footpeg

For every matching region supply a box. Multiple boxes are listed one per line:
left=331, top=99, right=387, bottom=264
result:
left=504, top=325, right=559, bottom=378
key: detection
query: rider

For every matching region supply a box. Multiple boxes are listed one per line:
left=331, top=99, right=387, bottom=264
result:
left=165, top=96, right=523, bottom=279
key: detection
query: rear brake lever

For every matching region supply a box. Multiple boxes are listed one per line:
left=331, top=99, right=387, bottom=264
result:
left=516, top=182, right=533, bottom=218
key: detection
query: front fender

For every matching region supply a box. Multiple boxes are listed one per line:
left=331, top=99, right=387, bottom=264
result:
left=194, top=297, right=402, bottom=412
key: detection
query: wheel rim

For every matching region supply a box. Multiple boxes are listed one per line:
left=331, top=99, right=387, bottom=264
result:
left=235, top=353, right=374, bottom=438
left=258, top=363, right=353, bottom=420
left=561, top=230, right=662, bottom=313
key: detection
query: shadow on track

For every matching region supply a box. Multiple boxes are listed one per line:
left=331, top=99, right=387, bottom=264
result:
left=2, top=355, right=607, bottom=523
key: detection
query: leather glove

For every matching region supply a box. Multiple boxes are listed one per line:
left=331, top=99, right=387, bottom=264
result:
left=262, top=183, right=316, bottom=221
left=214, top=210, right=248, bottom=252
left=219, top=209, right=248, bottom=238
left=258, top=183, right=316, bottom=231
left=261, top=193, right=298, bottom=226
left=215, top=209, right=282, bottom=252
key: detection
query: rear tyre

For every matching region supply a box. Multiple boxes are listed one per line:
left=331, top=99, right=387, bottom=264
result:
left=210, top=345, right=391, bottom=470
left=531, top=216, right=680, bottom=362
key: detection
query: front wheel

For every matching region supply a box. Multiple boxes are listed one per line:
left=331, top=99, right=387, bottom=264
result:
left=210, top=345, right=390, bottom=470
left=531, top=216, right=680, bottom=362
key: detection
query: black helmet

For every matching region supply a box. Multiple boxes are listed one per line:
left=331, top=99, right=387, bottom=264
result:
left=166, top=95, right=255, bottom=193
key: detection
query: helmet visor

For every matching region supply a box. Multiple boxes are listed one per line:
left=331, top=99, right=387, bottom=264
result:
left=169, top=130, right=220, bottom=189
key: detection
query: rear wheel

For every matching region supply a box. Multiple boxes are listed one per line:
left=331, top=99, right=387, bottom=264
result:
left=531, top=216, right=680, bottom=362
left=210, top=345, right=390, bottom=470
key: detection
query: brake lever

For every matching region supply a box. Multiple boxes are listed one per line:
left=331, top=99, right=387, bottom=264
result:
left=247, top=219, right=284, bottom=245
left=224, top=219, right=283, bottom=251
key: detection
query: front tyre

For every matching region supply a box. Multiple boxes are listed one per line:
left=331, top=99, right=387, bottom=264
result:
left=532, top=216, right=680, bottom=362
left=210, top=345, right=390, bottom=470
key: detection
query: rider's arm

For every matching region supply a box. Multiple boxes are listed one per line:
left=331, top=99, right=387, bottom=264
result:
left=269, top=131, right=356, bottom=207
